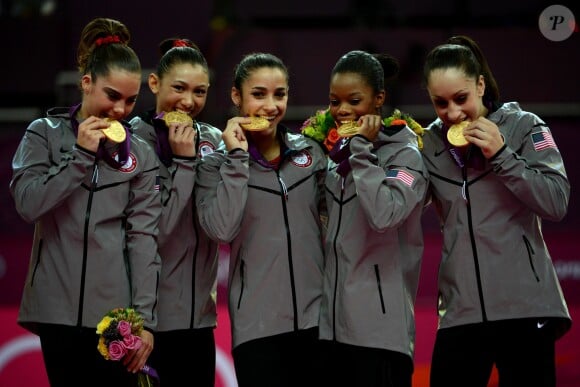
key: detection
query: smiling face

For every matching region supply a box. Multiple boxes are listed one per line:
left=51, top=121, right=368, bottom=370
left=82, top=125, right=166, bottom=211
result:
left=328, top=72, right=384, bottom=125
left=231, top=66, right=289, bottom=135
left=426, top=67, right=487, bottom=127
left=149, top=62, right=209, bottom=119
left=80, top=68, right=141, bottom=121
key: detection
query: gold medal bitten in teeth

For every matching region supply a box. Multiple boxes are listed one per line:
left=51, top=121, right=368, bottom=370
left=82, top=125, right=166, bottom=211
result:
left=241, top=116, right=270, bottom=131
left=337, top=121, right=360, bottom=137
left=447, top=121, right=470, bottom=147
left=163, top=111, right=194, bottom=126
left=102, top=118, right=126, bottom=143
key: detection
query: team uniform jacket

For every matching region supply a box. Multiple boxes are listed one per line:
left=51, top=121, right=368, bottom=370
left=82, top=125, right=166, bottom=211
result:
left=320, top=125, right=428, bottom=359
left=195, top=126, right=327, bottom=348
left=130, top=113, right=223, bottom=331
left=421, top=101, right=571, bottom=336
left=11, top=107, right=161, bottom=333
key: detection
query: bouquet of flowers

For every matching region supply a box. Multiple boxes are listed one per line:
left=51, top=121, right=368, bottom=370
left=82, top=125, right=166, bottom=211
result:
left=300, top=108, right=424, bottom=153
left=96, top=307, right=159, bottom=387
left=300, top=108, right=337, bottom=152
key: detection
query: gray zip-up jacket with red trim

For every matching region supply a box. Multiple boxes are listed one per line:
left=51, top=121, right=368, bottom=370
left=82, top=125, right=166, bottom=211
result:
left=320, top=125, right=428, bottom=360
left=421, top=101, right=571, bottom=337
left=11, top=107, right=162, bottom=333
left=130, top=114, right=224, bottom=331
left=195, top=126, right=327, bottom=348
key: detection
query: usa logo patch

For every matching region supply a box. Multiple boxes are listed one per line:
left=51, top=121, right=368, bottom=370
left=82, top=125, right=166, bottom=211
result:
left=113, top=152, right=137, bottom=173
left=290, top=150, right=313, bottom=168
left=198, top=141, right=216, bottom=158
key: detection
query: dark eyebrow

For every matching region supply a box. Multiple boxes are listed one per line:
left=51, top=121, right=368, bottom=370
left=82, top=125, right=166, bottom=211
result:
left=453, top=89, right=470, bottom=98
left=104, top=86, right=138, bottom=100
left=103, top=86, right=122, bottom=98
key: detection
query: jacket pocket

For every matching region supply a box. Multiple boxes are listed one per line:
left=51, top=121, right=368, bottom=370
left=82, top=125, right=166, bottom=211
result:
left=523, top=235, right=540, bottom=282
left=30, top=239, right=43, bottom=286
left=237, top=259, right=246, bottom=309
left=374, top=264, right=386, bottom=314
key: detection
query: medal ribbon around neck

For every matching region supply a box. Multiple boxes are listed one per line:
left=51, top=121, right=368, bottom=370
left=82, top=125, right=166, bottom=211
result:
left=246, top=127, right=292, bottom=170
left=152, top=111, right=176, bottom=167
left=442, top=124, right=485, bottom=170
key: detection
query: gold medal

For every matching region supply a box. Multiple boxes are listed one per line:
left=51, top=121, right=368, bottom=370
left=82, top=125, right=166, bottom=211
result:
left=447, top=121, right=470, bottom=147
left=164, top=111, right=194, bottom=127
left=241, top=116, right=270, bottom=131
left=337, top=121, right=360, bottom=137
left=102, top=118, right=126, bottom=143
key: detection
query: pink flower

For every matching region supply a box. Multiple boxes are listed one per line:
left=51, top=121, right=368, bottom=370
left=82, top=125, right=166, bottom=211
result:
left=117, top=320, right=132, bottom=337
left=108, top=340, right=127, bottom=361
left=123, top=334, right=142, bottom=350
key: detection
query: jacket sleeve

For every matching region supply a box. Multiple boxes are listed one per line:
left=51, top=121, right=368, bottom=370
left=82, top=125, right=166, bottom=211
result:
left=348, top=134, right=429, bottom=232
left=125, top=138, right=162, bottom=330
left=490, top=114, right=569, bottom=221
left=10, top=118, right=95, bottom=223
left=195, top=150, right=250, bottom=243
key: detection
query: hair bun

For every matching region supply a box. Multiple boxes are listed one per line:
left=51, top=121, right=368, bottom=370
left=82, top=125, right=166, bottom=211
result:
left=374, top=53, right=400, bottom=80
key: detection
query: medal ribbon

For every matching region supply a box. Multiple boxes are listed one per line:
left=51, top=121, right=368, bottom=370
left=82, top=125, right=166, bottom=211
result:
left=152, top=111, right=174, bottom=167
left=246, top=128, right=290, bottom=170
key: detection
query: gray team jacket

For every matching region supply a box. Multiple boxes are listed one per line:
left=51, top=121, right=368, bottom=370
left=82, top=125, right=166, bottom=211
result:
left=320, top=125, right=428, bottom=359
left=11, top=107, right=161, bottom=333
left=195, top=127, right=327, bottom=348
left=421, top=102, right=571, bottom=337
left=130, top=114, right=223, bottom=331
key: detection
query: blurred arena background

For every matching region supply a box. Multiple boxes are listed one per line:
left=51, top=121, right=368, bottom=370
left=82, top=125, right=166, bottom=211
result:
left=1, top=1, right=578, bottom=385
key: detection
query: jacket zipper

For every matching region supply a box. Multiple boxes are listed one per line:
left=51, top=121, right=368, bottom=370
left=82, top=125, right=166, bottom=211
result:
left=463, top=163, right=488, bottom=322
left=77, top=162, right=98, bottom=326
left=331, top=177, right=345, bottom=340
left=190, top=205, right=200, bottom=328
left=277, top=171, right=298, bottom=330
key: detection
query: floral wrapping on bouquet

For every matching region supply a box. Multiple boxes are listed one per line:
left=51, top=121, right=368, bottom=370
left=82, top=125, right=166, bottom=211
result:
left=96, top=308, right=159, bottom=387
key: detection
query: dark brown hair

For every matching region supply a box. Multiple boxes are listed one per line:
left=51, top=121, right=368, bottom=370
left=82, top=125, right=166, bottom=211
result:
left=76, top=17, right=140, bottom=83
left=156, top=38, right=208, bottom=80
left=423, top=35, right=500, bottom=106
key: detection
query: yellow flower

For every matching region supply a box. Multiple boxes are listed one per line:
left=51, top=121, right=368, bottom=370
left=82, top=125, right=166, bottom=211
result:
left=97, top=336, right=110, bottom=360
left=96, top=316, right=113, bottom=334
left=383, top=109, right=424, bottom=150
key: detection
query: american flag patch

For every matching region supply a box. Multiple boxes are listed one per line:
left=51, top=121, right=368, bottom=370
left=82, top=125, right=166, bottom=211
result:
left=154, top=175, right=161, bottom=192
left=531, top=130, right=557, bottom=151
left=386, top=169, right=415, bottom=187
